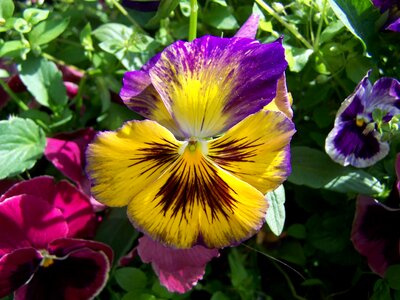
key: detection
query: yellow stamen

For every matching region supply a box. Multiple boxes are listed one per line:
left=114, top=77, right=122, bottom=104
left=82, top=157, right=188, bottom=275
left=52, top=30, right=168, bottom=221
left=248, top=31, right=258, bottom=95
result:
left=41, top=256, right=54, bottom=268
left=356, top=118, right=365, bottom=127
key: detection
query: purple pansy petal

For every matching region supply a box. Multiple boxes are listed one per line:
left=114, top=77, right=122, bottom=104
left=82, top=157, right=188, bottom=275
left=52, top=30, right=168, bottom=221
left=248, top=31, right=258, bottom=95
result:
left=137, top=236, right=219, bottom=293
left=351, top=196, right=400, bottom=276
left=386, top=18, right=400, bottom=31
left=367, top=77, right=400, bottom=115
left=372, top=0, right=395, bottom=12
left=325, top=120, right=389, bottom=168
left=0, top=177, right=95, bottom=239
left=0, top=248, right=42, bottom=298
left=234, top=14, right=260, bottom=39
left=0, top=195, right=68, bottom=254
left=149, top=35, right=287, bottom=138
left=44, top=128, right=96, bottom=192
left=14, top=246, right=111, bottom=300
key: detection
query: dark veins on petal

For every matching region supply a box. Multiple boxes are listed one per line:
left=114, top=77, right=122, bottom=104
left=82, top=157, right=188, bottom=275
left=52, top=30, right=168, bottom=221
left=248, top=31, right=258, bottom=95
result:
left=156, top=155, right=237, bottom=223
left=208, top=137, right=262, bottom=175
left=128, top=139, right=179, bottom=177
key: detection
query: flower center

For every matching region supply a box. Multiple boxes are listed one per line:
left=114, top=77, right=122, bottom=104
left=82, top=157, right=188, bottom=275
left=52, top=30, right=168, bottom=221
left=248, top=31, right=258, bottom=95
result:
left=39, top=250, right=57, bottom=268
left=179, top=138, right=209, bottom=155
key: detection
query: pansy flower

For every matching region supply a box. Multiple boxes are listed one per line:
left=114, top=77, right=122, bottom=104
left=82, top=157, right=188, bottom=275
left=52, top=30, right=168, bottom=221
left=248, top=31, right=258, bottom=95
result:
left=0, top=176, right=113, bottom=299
left=325, top=72, right=400, bottom=168
left=87, top=14, right=295, bottom=251
left=351, top=195, right=400, bottom=276
left=372, top=0, right=400, bottom=32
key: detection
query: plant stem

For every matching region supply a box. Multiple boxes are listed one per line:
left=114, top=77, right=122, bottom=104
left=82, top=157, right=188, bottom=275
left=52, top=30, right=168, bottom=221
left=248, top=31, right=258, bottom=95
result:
left=109, top=0, right=146, bottom=34
left=314, top=0, right=327, bottom=51
left=0, top=80, right=29, bottom=111
left=188, top=0, right=198, bottom=41
left=255, top=0, right=313, bottom=50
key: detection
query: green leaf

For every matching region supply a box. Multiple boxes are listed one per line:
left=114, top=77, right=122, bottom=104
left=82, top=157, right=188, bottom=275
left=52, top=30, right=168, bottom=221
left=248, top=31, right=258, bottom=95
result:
left=328, top=0, right=380, bottom=55
left=95, top=208, right=139, bottom=262
left=211, top=291, right=230, bottom=300
left=228, top=248, right=248, bottom=288
left=385, top=265, right=400, bottom=290
left=204, top=5, right=239, bottom=30
left=18, top=56, right=68, bottom=110
left=265, top=185, right=286, bottom=236
left=23, top=8, right=49, bottom=25
left=0, top=0, right=14, bottom=19
left=319, top=21, right=344, bottom=44
left=289, top=147, right=383, bottom=195
left=122, top=293, right=156, bottom=300
left=13, top=18, right=31, bottom=33
left=287, top=223, right=306, bottom=239
left=0, top=40, right=27, bottom=58
left=93, top=23, right=132, bottom=43
left=0, top=117, right=46, bottom=179
left=28, top=16, right=70, bottom=46
left=115, top=267, right=147, bottom=292
left=147, top=0, right=180, bottom=27
left=285, top=46, right=313, bottom=73
left=371, top=279, right=392, bottom=300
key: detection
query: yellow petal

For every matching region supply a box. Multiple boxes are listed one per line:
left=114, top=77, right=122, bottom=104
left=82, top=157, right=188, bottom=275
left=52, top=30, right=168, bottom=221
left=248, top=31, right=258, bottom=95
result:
left=208, top=110, right=295, bottom=194
left=86, top=120, right=182, bottom=207
left=127, top=143, right=267, bottom=249
left=264, top=74, right=293, bottom=119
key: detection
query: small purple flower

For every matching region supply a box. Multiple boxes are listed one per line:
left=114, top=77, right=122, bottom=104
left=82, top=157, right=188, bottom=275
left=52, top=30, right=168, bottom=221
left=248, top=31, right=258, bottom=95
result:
left=351, top=195, right=400, bottom=276
left=325, top=72, right=400, bottom=168
left=0, top=177, right=113, bottom=299
left=372, top=0, right=400, bottom=32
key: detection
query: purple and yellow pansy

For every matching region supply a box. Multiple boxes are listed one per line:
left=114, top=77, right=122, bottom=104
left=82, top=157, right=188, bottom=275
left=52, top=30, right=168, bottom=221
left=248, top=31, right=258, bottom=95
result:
left=86, top=16, right=295, bottom=251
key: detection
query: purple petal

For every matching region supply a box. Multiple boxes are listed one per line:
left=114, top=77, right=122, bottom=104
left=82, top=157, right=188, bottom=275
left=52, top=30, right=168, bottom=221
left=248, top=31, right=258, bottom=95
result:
left=0, top=177, right=96, bottom=239
left=149, top=36, right=287, bottom=137
left=234, top=14, right=260, bottom=39
left=0, top=195, right=68, bottom=254
left=396, top=153, right=400, bottom=193
left=351, top=196, right=400, bottom=276
left=367, top=77, right=400, bottom=116
left=0, top=248, right=42, bottom=298
left=386, top=18, right=400, bottom=32
left=137, top=236, right=219, bottom=293
left=64, top=81, right=79, bottom=98
left=14, top=241, right=111, bottom=300
left=325, top=120, right=389, bottom=167
left=44, top=128, right=96, bottom=192
left=58, top=65, right=83, bottom=84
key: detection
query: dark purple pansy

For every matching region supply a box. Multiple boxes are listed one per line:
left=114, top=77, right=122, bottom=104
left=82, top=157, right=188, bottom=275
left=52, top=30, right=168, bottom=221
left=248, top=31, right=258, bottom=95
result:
left=351, top=195, right=400, bottom=276
left=137, top=236, right=219, bottom=293
left=325, top=72, right=400, bottom=168
left=121, top=0, right=160, bottom=12
left=372, top=0, right=400, bottom=32
left=0, top=179, right=113, bottom=299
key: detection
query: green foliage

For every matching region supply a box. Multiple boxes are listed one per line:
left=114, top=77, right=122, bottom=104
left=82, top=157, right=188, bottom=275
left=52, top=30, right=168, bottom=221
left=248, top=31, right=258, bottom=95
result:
left=0, top=117, right=46, bottom=179
left=265, top=184, right=286, bottom=236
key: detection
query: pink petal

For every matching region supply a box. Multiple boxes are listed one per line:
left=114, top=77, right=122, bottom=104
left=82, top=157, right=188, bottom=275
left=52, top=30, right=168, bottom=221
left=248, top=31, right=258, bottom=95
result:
left=0, top=177, right=95, bottom=239
left=234, top=14, right=260, bottom=39
left=137, top=236, right=219, bottom=293
left=0, top=195, right=68, bottom=253
left=44, top=128, right=96, bottom=192
left=58, top=65, right=84, bottom=84
left=64, top=81, right=79, bottom=98
left=0, top=248, right=42, bottom=298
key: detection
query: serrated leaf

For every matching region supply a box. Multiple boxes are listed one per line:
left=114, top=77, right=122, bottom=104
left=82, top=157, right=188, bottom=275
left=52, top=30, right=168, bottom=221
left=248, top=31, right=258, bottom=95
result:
left=0, top=118, right=46, bottom=179
left=28, top=16, right=69, bottom=46
left=0, top=0, right=14, bottom=19
left=18, top=56, right=68, bottom=110
left=265, top=185, right=286, bottom=236
left=289, top=146, right=383, bottom=195
left=115, top=267, right=147, bottom=292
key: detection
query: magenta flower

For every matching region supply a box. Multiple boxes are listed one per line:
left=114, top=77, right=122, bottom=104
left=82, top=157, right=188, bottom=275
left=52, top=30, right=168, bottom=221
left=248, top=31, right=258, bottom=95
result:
left=325, top=72, right=400, bottom=167
left=45, top=128, right=105, bottom=212
left=351, top=195, right=400, bottom=276
left=0, top=177, right=112, bottom=299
